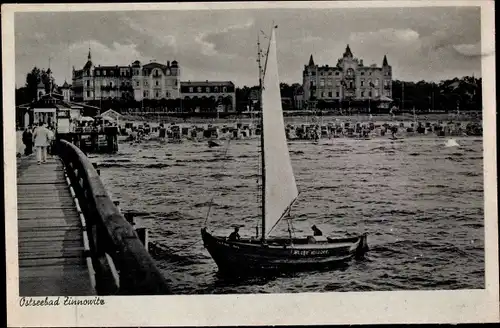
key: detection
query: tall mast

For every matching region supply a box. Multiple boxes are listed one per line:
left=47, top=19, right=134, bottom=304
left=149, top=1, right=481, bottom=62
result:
left=257, top=32, right=266, bottom=241
left=259, top=24, right=275, bottom=241
left=48, top=57, right=52, bottom=96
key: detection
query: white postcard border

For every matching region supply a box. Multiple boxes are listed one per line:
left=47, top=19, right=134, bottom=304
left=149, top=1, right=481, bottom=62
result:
left=3, top=1, right=498, bottom=326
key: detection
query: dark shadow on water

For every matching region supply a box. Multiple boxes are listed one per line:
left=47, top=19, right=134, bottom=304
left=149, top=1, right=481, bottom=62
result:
left=202, top=260, right=360, bottom=294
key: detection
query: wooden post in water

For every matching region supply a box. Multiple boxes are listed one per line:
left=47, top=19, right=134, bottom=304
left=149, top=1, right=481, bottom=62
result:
left=124, top=212, right=148, bottom=252
left=92, top=162, right=100, bottom=175
left=113, top=200, right=121, bottom=213
left=135, top=224, right=149, bottom=252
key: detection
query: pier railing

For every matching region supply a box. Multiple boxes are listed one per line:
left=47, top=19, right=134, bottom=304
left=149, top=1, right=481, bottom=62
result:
left=56, top=139, right=171, bottom=295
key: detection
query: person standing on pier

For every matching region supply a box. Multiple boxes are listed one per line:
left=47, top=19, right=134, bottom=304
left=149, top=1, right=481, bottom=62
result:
left=33, top=122, right=51, bottom=164
left=22, top=126, right=33, bottom=156
left=46, top=125, right=55, bottom=156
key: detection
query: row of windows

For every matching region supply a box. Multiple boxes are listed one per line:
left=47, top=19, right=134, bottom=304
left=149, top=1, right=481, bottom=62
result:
left=319, top=90, right=391, bottom=98
left=310, top=70, right=390, bottom=77
left=85, top=90, right=173, bottom=98
left=317, top=79, right=391, bottom=87
left=186, top=86, right=229, bottom=93
left=86, top=80, right=177, bottom=88
left=94, top=70, right=130, bottom=77
left=143, top=91, right=172, bottom=98
left=92, top=69, right=176, bottom=77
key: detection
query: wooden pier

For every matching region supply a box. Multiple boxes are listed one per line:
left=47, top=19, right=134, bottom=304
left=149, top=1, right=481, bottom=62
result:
left=17, top=156, right=94, bottom=296
left=16, top=139, right=171, bottom=296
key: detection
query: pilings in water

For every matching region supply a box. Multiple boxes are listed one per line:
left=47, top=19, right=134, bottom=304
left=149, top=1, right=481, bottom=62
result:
left=58, top=126, right=119, bottom=154
left=124, top=212, right=149, bottom=251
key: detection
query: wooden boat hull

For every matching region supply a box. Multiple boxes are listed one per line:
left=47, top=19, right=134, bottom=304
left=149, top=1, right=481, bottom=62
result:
left=201, top=228, right=368, bottom=275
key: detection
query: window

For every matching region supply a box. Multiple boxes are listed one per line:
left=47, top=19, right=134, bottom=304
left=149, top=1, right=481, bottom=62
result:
left=335, top=72, right=340, bottom=76
left=223, top=87, right=227, bottom=92
left=189, top=87, right=193, bottom=92
left=320, top=79, right=325, bottom=87
left=361, top=91, right=364, bottom=97
left=87, top=80, right=90, bottom=87
left=375, top=79, right=379, bottom=86
left=156, top=91, right=159, bottom=98
left=144, top=81, right=148, bottom=86
left=96, top=71, right=100, bottom=76
left=86, top=91, right=90, bottom=97
left=109, top=82, right=113, bottom=87
left=384, top=80, right=390, bottom=87
left=327, top=79, right=332, bottom=87
left=166, top=91, right=170, bottom=98
left=214, top=87, right=219, bottom=92
left=206, top=87, right=210, bottom=92
left=155, top=81, right=159, bottom=86
left=369, top=91, right=372, bottom=97
left=368, top=79, right=372, bottom=86
left=197, top=87, right=202, bottom=92
left=320, top=72, right=323, bottom=76
left=110, top=71, right=114, bottom=77
left=143, top=90, right=149, bottom=98
left=336, top=79, right=340, bottom=86
left=103, top=70, right=106, bottom=76
left=328, top=72, right=332, bottom=76
left=328, top=91, right=332, bottom=97
left=374, top=89, right=379, bottom=97
left=369, top=71, right=372, bottom=75
left=361, top=71, right=365, bottom=76
left=320, top=92, right=325, bottom=97
left=336, top=91, right=340, bottom=97
left=349, top=81, right=353, bottom=89
left=136, top=81, right=140, bottom=87
left=361, top=80, right=364, bottom=87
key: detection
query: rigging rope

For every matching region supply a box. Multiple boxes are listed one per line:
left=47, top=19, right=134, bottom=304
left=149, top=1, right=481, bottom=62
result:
left=203, top=138, right=232, bottom=227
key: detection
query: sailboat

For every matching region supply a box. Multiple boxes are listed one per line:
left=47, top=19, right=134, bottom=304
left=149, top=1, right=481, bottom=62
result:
left=201, top=26, right=368, bottom=276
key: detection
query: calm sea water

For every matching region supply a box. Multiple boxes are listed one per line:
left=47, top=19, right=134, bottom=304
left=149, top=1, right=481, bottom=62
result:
left=91, top=135, right=484, bottom=294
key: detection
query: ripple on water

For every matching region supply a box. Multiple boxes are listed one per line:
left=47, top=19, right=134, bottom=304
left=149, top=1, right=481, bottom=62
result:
left=95, top=136, right=484, bottom=294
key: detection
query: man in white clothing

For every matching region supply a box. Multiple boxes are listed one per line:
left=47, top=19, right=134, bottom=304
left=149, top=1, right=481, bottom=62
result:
left=33, top=122, right=51, bottom=164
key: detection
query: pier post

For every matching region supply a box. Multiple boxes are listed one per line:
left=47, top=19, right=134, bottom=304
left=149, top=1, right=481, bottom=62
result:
left=92, top=162, right=100, bottom=175
left=135, top=226, right=149, bottom=251
left=124, top=212, right=135, bottom=225
left=113, top=200, right=121, bottom=213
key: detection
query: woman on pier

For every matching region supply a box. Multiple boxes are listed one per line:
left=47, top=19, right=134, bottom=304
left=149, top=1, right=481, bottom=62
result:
left=33, top=122, right=51, bottom=164
left=22, top=126, right=33, bottom=155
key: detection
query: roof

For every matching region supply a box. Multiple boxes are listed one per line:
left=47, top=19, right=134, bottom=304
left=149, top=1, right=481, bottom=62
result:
left=37, top=81, right=45, bottom=88
left=343, top=44, right=353, bottom=58
left=308, top=54, right=315, bottom=66
left=383, top=55, right=389, bottom=66
left=83, top=60, right=93, bottom=70
left=143, top=62, right=169, bottom=69
left=61, top=81, right=70, bottom=88
left=100, top=109, right=123, bottom=118
left=294, top=86, right=304, bottom=95
left=181, top=81, right=234, bottom=87
left=68, top=101, right=101, bottom=110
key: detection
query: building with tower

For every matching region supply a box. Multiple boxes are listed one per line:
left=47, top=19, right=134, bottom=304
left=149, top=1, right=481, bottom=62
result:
left=302, top=45, right=393, bottom=109
left=71, top=49, right=181, bottom=102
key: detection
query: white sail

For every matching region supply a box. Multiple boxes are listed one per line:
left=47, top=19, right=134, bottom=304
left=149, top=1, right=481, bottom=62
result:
left=262, top=28, right=299, bottom=236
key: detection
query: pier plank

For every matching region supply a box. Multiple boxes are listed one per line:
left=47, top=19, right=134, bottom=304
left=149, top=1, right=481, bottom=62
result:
left=17, top=156, right=95, bottom=296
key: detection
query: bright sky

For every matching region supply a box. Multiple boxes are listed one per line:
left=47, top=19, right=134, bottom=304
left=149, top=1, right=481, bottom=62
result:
left=15, top=6, right=482, bottom=88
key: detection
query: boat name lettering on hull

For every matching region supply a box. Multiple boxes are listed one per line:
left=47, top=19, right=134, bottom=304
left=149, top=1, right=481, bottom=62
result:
left=292, top=249, right=330, bottom=256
